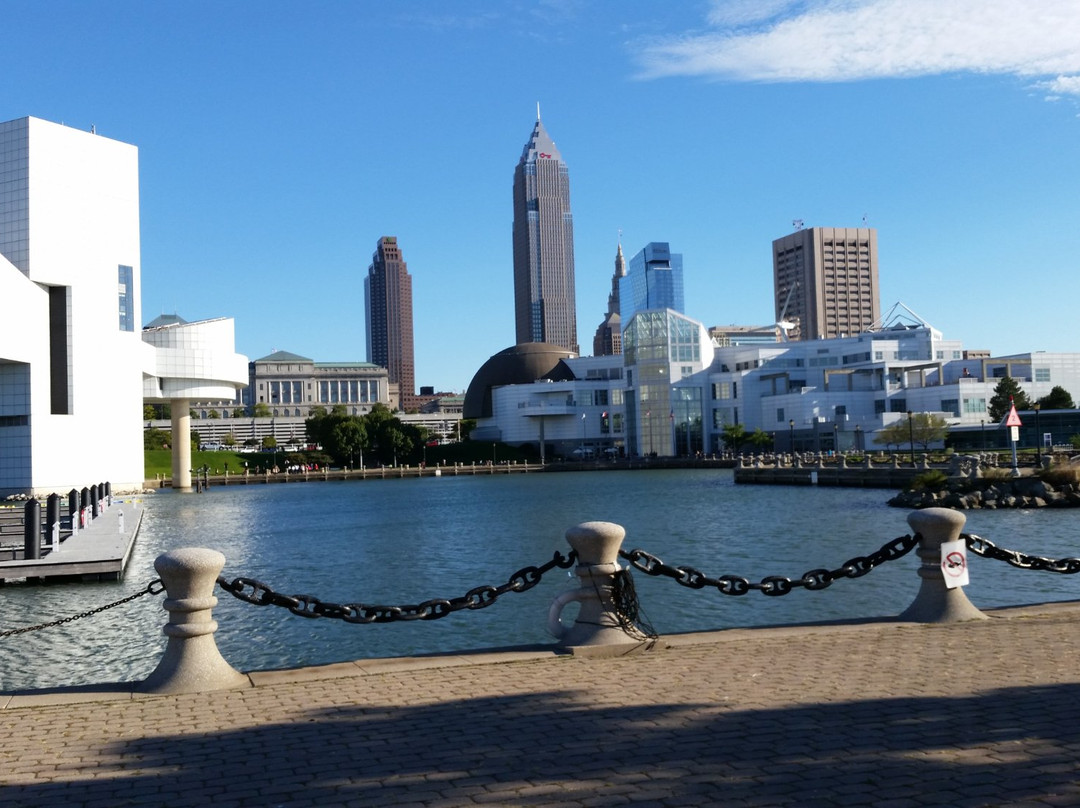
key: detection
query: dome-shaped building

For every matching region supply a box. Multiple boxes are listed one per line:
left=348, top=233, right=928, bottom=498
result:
left=463, top=343, right=576, bottom=420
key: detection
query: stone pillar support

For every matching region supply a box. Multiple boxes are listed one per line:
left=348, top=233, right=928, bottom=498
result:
left=898, top=508, right=987, bottom=623
left=548, top=521, right=646, bottom=648
left=140, top=548, right=248, bottom=694
left=171, top=398, right=192, bottom=492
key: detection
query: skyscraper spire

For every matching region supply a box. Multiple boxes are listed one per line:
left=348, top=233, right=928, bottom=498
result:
left=592, top=239, right=625, bottom=357
left=512, top=115, right=578, bottom=354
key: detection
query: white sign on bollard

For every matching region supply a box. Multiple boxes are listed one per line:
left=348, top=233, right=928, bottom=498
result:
left=940, top=539, right=970, bottom=589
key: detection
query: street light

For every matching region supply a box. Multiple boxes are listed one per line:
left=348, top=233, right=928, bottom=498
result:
left=854, top=425, right=862, bottom=453
left=981, top=419, right=986, bottom=451
left=907, top=411, right=915, bottom=466
left=788, top=419, right=795, bottom=452
left=1034, top=402, right=1042, bottom=468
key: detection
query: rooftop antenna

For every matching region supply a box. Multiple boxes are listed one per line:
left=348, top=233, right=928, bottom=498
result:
left=792, top=218, right=804, bottom=231
left=862, top=213, right=869, bottom=227
left=536, top=102, right=541, bottom=121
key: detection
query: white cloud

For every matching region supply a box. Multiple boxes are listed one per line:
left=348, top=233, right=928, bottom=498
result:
left=637, top=0, right=1080, bottom=84
left=1038, top=74, right=1080, bottom=97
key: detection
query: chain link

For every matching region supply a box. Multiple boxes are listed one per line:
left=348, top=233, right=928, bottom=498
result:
left=0, top=579, right=165, bottom=639
left=964, top=533, right=1080, bottom=574
left=619, top=534, right=921, bottom=597
left=216, top=549, right=578, bottom=624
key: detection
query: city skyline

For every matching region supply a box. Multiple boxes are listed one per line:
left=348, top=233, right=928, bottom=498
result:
left=5, top=2, right=1080, bottom=393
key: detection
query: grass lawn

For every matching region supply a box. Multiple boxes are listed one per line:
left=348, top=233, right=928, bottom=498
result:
left=145, top=450, right=259, bottom=479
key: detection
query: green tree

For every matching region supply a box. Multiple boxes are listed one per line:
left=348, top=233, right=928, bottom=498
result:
left=143, top=404, right=158, bottom=421
left=1038, top=385, right=1075, bottom=410
left=747, top=428, right=773, bottom=452
left=223, top=432, right=237, bottom=447
left=331, top=419, right=367, bottom=467
left=253, top=402, right=272, bottom=418
left=144, top=428, right=169, bottom=450
left=456, top=418, right=477, bottom=442
left=988, top=376, right=1030, bottom=422
left=721, top=422, right=747, bottom=451
left=873, top=421, right=908, bottom=451
left=908, top=412, right=949, bottom=450
left=207, top=409, right=220, bottom=419
left=232, top=407, right=247, bottom=418
left=262, top=435, right=278, bottom=450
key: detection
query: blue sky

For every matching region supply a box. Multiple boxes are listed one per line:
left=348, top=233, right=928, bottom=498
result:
left=6, top=0, right=1080, bottom=394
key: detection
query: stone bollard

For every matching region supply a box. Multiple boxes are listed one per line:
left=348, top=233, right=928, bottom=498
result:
left=548, top=521, right=648, bottom=648
left=898, top=508, right=987, bottom=623
left=139, top=548, right=248, bottom=694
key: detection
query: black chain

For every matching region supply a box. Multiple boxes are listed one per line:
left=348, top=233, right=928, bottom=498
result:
left=618, top=533, right=920, bottom=597
left=216, top=549, right=578, bottom=623
left=0, top=579, right=165, bottom=639
left=964, top=533, right=1080, bottom=574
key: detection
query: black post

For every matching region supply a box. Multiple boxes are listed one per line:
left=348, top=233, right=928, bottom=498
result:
left=46, top=493, right=60, bottom=548
left=90, top=485, right=100, bottom=519
left=1034, top=403, right=1042, bottom=467
left=907, top=411, right=915, bottom=466
left=68, top=488, right=79, bottom=526
left=23, top=499, right=41, bottom=560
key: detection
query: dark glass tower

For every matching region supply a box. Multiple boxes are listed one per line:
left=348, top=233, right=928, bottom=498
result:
left=365, top=236, right=415, bottom=411
left=512, top=115, right=578, bottom=354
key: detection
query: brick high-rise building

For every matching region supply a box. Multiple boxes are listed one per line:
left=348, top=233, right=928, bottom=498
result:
left=512, top=113, right=578, bottom=354
left=365, top=236, right=415, bottom=411
left=772, top=226, right=880, bottom=341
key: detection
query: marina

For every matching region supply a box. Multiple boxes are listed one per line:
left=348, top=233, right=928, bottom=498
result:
left=0, top=498, right=144, bottom=583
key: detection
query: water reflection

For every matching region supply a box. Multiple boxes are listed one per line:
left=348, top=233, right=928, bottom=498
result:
left=1, top=470, right=1077, bottom=692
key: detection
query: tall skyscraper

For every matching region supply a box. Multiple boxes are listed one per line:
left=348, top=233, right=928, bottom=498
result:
left=619, top=242, right=685, bottom=326
left=772, top=226, right=880, bottom=341
left=592, top=241, right=626, bottom=356
left=512, top=114, right=578, bottom=354
left=365, top=236, right=415, bottom=411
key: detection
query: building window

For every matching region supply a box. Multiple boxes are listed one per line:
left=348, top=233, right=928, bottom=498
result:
left=890, top=399, right=907, bottom=413
left=1035, top=368, right=1051, bottom=382
left=963, top=398, right=986, bottom=414
left=941, top=399, right=959, bottom=416
left=777, top=407, right=784, bottom=423
left=117, top=265, right=134, bottom=331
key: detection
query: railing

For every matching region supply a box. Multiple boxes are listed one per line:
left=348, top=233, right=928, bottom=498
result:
left=3, top=507, right=1079, bottom=694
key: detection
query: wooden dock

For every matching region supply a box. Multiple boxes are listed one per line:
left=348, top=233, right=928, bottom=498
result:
left=0, top=499, right=144, bottom=583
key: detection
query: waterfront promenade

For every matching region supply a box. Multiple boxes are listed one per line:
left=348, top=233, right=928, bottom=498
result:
left=3, top=600, right=1080, bottom=806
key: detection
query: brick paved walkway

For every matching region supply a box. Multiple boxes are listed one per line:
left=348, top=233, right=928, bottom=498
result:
left=2, top=603, right=1080, bottom=807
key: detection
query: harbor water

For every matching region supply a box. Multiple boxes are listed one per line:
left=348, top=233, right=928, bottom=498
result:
left=1, top=469, right=1078, bottom=692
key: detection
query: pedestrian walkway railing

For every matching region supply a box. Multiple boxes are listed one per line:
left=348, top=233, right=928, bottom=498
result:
left=3, top=507, right=1080, bottom=693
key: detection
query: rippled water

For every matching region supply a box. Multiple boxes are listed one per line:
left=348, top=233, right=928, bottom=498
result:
left=2, top=469, right=1078, bottom=691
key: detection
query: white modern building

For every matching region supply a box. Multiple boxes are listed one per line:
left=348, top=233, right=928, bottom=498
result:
left=466, top=304, right=1080, bottom=458
left=0, top=116, right=246, bottom=496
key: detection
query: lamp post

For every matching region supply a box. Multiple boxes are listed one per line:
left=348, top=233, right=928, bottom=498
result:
left=788, top=419, right=795, bottom=452
left=981, top=419, right=986, bottom=451
left=832, top=423, right=838, bottom=454
left=1034, top=402, right=1042, bottom=468
left=907, top=411, right=915, bottom=466
left=855, top=425, right=862, bottom=453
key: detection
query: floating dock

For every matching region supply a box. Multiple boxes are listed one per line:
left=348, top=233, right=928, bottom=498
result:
left=0, top=499, right=144, bottom=583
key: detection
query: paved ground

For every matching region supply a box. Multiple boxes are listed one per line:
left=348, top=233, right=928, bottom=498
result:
left=2, top=602, right=1080, bottom=807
